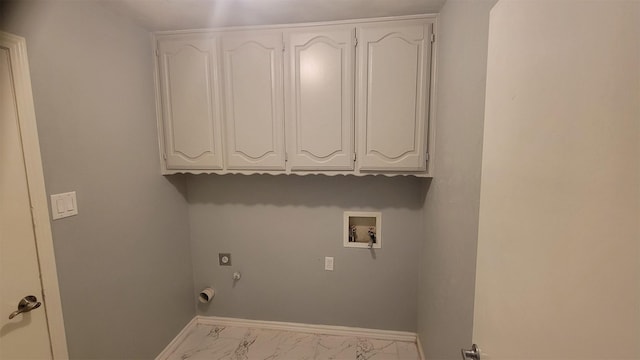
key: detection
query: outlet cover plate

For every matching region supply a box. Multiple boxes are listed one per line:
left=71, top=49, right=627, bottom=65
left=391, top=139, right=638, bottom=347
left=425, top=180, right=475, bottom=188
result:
left=324, top=257, right=334, bottom=271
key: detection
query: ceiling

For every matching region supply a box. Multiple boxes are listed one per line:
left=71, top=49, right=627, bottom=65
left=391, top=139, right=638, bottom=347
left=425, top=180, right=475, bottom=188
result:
left=99, top=0, right=446, bottom=31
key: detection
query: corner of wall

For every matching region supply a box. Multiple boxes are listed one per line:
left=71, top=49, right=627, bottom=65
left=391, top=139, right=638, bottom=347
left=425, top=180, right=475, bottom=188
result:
left=416, top=0, right=495, bottom=358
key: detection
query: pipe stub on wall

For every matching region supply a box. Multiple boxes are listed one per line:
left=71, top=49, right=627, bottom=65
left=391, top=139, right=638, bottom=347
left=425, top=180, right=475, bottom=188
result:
left=198, top=287, right=215, bottom=303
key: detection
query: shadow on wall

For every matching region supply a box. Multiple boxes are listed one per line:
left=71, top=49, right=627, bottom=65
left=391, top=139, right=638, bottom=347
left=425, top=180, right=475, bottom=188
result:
left=186, top=174, right=430, bottom=209
left=164, top=174, right=189, bottom=200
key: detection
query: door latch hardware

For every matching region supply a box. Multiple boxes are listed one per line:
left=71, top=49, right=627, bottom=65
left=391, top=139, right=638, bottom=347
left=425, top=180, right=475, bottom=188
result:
left=8, top=295, right=41, bottom=319
left=461, top=344, right=480, bottom=360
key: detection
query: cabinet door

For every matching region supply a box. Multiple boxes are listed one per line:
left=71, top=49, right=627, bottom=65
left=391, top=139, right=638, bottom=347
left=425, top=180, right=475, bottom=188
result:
left=356, top=22, right=432, bottom=171
left=222, top=32, right=286, bottom=170
left=157, top=36, right=224, bottom=170
left=285, top=27, right=355, bottom=171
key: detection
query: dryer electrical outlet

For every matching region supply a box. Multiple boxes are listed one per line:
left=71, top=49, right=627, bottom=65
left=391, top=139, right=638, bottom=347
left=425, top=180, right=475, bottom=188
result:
left=218, top=253, right=232, bottom=266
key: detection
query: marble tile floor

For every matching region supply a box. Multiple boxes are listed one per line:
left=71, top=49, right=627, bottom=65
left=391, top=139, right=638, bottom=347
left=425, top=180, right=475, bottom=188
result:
left=166, top=323, right=421, bottom=360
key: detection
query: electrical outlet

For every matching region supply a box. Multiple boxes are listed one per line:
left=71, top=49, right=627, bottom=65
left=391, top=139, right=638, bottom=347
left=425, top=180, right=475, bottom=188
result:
left=219, top=253, right=231, bottom=266
left=324, top=257, right=334, bottom=271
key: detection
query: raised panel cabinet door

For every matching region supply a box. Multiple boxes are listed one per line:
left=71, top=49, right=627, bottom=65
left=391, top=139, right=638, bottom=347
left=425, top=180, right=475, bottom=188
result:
left=285, top=27, right=355, bottom=171
left=222, top=32, right=286, bottom=170
left=356, top=22, right=432, bottom=171
left=157, top=35, right=224, bottom=170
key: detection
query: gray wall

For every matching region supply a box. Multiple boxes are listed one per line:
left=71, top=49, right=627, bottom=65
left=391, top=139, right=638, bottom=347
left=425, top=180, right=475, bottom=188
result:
left=1, top=3, right=194, bottom=359
left=0, top=1, right=499, bottom=357
left=188, top=174, right=425, bottom=331
left=417, top=1, right=496, bottom=358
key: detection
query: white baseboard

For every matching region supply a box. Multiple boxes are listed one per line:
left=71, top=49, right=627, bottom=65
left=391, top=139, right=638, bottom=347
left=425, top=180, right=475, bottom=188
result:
left=416, top=333, right=426, bottom=360
left=197, top=316, right=417, bottom=342
left=155, top=316, right=198, bottom=360
left=156, top=316, right=418, bottom=360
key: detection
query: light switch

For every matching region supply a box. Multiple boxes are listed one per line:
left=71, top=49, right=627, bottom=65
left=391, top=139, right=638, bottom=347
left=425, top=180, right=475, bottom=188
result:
left=56, top=199, right=65, bottom=213
left=50, top=191, right=78, bottom=220
left=64, top=196, right=74, bottom=211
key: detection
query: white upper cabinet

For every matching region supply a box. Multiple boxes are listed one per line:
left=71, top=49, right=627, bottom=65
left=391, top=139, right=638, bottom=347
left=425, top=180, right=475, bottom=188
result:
left=222, top=31, right=286, bottom=170
left=156, top=35, right=224, bottom=170
left=285, top=27, right=356, bottom=171
left=356, top=21, right=432, bottom=172
left=153, top=16, right=436, bottom=176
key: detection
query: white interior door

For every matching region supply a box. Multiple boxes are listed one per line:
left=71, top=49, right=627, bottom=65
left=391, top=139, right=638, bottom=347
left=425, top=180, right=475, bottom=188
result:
left=1, top=32, right=67, bottom=359
left=471, top=1, right=640, bottom=359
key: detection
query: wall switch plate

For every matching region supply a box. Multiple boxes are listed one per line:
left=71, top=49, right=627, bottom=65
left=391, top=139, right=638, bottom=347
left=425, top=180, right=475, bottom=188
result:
left=50, top=191, right=78, bottom=220
left=324, top=257, right=334, bottom=271
left=219, top=253, right=231, bottom=266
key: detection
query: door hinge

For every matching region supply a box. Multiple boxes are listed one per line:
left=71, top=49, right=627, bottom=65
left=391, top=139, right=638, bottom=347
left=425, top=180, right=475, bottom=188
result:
left=155, top=48, right=159, bottom=57
left=285, top=152, right=288, bottom=162
left=430, top=33, right=436, bottom=43
left=426, top=153, right=430, bottom=161
left=353, top=153, right=357, bottom=162
left=354, top=37, right=358, bottom=47
left=163, top=152, right=167, bottom=160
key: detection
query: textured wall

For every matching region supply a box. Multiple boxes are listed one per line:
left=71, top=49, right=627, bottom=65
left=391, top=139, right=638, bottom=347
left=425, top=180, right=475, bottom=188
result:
left=474, top=1, right=640, bottom=357
left=188, top=174, right=425, bottom=331
left=417, top=1, right=496, bottom=359
left=1, top=3, right=194, bottom=358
